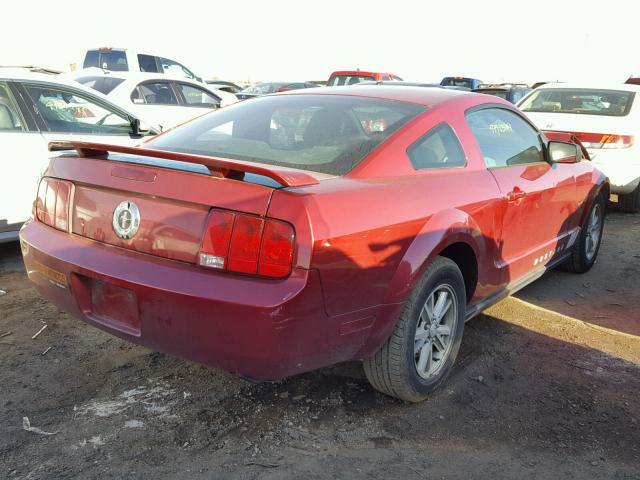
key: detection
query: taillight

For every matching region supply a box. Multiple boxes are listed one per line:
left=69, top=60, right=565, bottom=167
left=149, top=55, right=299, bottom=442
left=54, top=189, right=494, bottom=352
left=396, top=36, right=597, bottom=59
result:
left=199, top=209, right=295, bottom=278
left=573, top=132, right=634, bottom=149
left=35, top=177, right=73, bottom=232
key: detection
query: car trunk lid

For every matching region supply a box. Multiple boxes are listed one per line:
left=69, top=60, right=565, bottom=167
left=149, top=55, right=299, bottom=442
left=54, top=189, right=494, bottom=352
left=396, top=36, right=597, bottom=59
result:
left=46, top=141, right=323, bottom=264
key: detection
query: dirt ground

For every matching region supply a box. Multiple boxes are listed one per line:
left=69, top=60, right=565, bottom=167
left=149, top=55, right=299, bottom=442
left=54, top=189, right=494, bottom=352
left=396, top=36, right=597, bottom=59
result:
left=1, top=209, right=639, bottom=480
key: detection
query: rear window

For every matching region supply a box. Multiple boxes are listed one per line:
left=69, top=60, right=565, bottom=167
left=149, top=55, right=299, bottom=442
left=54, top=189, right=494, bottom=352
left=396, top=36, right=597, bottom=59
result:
left=76, top=76, right=125, bottom=95
left=441, top=78, right=473, bottom=89
left=328, top=75, right=375, bottom=86
left=147, top=95, right=425, bottom=175
left=519, top=88, right=635, bottom=116
left=83, top=50, right=128, bottom=72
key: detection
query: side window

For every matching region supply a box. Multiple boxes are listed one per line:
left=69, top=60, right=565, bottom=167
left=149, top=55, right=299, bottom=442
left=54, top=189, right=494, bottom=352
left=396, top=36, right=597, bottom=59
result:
left=0, top=83, right=24, bottom=131
left=83, top=50, right=99, bottom=69
left=407, top=123, right=466, bottom=170
left=132, top=82, right=179, bottom=105
left=466, top=108, right=544, bottom=168
left=175, top=83, right=220, bottom=108
left=24, top=85, right=133, bottom=135
left=159, top=57, right=195, bottom=79
left=138, top=54, right=160, bottom=73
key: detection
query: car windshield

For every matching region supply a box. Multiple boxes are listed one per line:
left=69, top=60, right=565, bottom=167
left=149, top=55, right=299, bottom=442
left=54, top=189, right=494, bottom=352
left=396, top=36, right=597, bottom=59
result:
left=441, top=78, right=473, bottom=89
left=75, top=76, right=125, bottom=95
left=328, top=75, right=375, bottom=86
left=240, top=83, right=284, bottom=95
left=84, top=50, right=128, bottom=72
left=147, top=94, right=425, bottom=176
left=519, top=88, right=635, bottom=116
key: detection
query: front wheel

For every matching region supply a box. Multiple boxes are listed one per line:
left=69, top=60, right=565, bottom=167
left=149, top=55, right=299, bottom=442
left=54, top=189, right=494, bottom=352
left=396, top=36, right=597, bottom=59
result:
left=562, top=193, right=605, bottom=273
left=363, top=256, right=466, bottom=402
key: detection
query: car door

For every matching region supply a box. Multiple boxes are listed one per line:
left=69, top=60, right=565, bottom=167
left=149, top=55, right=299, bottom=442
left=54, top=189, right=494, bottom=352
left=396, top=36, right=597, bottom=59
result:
left=466, top=106, right=577, bottom=283
left=20, top=82, right=143, bottom=147
left=0, top=81, right=49, bottom=237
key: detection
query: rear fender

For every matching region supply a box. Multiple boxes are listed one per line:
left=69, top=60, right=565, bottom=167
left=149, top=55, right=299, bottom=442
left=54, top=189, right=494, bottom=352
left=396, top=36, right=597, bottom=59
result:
left=359, top=208, right=484, bottom=356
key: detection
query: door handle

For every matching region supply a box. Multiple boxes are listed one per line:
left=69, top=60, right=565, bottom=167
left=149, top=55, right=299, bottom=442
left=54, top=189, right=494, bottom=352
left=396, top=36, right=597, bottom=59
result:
left=506, top=187, right=526, bottom=202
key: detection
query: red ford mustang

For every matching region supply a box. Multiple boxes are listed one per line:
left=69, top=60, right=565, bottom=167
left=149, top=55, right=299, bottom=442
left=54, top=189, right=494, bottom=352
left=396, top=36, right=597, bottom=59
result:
left=20, top=86, right=608, bottom=402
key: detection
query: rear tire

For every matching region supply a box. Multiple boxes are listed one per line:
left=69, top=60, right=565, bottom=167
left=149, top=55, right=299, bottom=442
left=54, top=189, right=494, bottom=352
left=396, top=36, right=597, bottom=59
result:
left=363, top=256, right=466, bottom=402
left=618, top=184, right=640, bottom=213
left=562, top=193, right=605, bottom=273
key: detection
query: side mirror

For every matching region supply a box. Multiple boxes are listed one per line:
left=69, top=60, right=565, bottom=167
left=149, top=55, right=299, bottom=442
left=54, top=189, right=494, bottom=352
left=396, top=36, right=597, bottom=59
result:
left=548, top=141, right=581, bottom=164
left=131, top=118, right=159, bottom=136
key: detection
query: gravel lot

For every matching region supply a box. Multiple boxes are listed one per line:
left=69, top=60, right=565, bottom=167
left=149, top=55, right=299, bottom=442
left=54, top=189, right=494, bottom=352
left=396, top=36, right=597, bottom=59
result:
left=1, top=209, right=638, bottom=480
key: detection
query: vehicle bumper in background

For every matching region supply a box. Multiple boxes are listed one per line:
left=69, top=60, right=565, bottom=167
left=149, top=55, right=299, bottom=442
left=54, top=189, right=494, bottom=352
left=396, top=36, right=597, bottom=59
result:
left=19, top=221, right=372, bottom=380
left=0, top=222, right=23, bottom=244
left=589, top=148, right=640, bottom=194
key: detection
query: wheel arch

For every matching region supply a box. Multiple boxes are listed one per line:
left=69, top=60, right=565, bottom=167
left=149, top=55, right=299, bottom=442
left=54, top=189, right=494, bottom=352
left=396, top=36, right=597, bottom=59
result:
left=359, top=208, right=484, bottom=357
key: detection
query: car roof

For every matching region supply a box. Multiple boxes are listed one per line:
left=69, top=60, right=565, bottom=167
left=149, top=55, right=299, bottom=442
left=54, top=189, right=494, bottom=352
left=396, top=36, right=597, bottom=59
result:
left=330, top=71, right=394, bottom=77
left=281, top=84, right=472, bottom=106
left=71, top=69, right=203, bottom=87
left=533, top=82, right=640, bottom=92
left=358, top=81, right=442, bottom=87
left=0, top=67, right=67, bottom=82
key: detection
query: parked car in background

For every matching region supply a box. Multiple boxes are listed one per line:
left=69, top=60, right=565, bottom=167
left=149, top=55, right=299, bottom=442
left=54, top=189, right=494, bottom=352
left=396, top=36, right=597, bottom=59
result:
left=235, top=82, right=319, bottom=100
left=205, top=80, right=244, bottom=94
left=73, top=71, right=237, bottom=130
left=327, top=70, right=402, bottom=86
left=82, top=48, right=202, bottom=82
left=518, top=83, right=640, bottom=212
left=472, top=83, right=531, bottom=104
left=440, top=77, right=483, bottom=90
left=532, top=81, right=562, bottom=89
left=359, top=80, right=471, bottom=91
left=21, top=85, right=607, bottom=402
left=0, top=67, right=158, bottom=242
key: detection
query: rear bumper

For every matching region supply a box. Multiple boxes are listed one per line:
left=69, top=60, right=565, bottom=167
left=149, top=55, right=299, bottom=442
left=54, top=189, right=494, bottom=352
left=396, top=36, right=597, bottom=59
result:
left=19, top=220, right=371, bottom=379
left=589, top=148, right=640, bottom=194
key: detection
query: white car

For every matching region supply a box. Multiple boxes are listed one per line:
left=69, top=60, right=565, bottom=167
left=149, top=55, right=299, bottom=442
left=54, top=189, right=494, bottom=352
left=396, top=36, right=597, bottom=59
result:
left=82, top=48, right=203, bottom=83
left=0, top=68, right=159, bottom=242
left=73, top=71, right=238, bottom=131
left=518, top=83, right=640, bottom=212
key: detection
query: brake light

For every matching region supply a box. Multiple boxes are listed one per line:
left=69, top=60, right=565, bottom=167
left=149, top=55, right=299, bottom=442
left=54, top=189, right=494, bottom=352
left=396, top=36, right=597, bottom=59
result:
left=35, top=177, right=73, bottom=232
left=572, top=132, right=634, bottom=149
left=199, top=210, right=295, bottom=278
left=276, top=87, right=292, bottom=92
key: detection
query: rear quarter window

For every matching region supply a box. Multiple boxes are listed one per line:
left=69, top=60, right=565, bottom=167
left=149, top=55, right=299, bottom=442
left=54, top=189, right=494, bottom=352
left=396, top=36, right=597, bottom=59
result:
left=408, top=123, right=466, bottom=170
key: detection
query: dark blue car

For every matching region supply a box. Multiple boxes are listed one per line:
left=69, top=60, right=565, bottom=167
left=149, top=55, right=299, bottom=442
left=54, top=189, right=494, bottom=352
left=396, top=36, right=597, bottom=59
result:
left=440, top=76, right=483, bottom=90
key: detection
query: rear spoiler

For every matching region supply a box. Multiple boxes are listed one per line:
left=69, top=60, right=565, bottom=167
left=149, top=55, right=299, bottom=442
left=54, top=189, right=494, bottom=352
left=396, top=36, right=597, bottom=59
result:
left=541, top=130, right=591, bottom=161
left=48, top=141, right=320, bottom=188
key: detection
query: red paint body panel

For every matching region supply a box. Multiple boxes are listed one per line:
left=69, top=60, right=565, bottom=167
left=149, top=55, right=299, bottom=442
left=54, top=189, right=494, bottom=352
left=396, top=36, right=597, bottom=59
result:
left=21, top=87, right=608, bottom=380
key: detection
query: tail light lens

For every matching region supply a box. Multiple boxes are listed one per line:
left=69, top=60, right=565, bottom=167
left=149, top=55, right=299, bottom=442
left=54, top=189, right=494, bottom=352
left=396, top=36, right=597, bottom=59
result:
left=199, top=209, right=295, bottom=278
left=573, top=132, right=634, bottom=149
left=35, top=177, right=73, bottom=232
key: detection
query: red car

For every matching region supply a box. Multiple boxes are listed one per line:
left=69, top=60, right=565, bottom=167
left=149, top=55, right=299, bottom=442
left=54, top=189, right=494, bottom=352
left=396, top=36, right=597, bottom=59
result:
left=20, top=86, right=608, bottom=402
left=327, top=70, right=402, bottom=86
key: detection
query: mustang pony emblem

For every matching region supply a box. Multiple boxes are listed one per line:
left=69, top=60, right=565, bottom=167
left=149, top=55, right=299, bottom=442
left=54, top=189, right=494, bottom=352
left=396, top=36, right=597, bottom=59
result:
left=112, top=201, right=140, bottom=240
